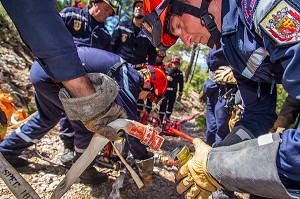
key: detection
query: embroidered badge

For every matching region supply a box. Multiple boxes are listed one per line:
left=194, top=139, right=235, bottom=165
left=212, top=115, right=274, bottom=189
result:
left=73, top=20, right=82, bottom=31
left=260, top=0, right=300, bottom=46
left=121, top=34, right=128, bottom=43
left=243, top=0, right=258, bottom=28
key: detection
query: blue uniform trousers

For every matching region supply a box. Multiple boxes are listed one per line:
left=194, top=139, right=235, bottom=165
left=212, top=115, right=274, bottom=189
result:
left=234, top=75, right=277, bottom=137
left=0, top=62, right=93, bottom=158
left=159, top=90, right=177, bottom=121
left=203, top=79, right=231, bottom=147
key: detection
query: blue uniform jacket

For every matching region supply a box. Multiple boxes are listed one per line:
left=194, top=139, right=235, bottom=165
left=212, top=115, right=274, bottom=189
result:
left=222, top=0, right=300, bottom=185
left=165, top=68, right=184, bottom=93
left=111, top=19, right=157, bottom=65
left=60, top=7, right=112, bottom=51
left=1, top=0, right=85, bottom=82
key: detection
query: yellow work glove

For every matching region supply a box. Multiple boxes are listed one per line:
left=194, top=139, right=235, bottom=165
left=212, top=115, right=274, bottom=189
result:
left=214, top=66, right=237, bottom=85
left=176, top=138, right=222, bottom=199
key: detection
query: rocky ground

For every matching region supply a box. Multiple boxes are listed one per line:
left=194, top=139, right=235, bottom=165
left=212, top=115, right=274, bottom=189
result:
left=0, top=98, right=207, bottom=199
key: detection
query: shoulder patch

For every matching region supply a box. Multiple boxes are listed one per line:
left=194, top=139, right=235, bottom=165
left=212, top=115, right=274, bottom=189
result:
left=73, top=20, right=82, bottom=31
left=260, top=0, right=300, bottom=46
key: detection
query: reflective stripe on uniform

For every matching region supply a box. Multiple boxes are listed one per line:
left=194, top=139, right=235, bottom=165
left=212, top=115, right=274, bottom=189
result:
left=60, top=11, right=88, bottom=22
left=122, top=65, right=136, bottom=102
left=242, top=47, right=269, bottom=79
left=115, top=25, right=133, bottom=33
left=75, top=145, right=86, bottom=154
left=15, top=127, right=39, bottom=144
left=59, top=131, right=75, bottom=137
left=167, top=88, right=174, bottom=91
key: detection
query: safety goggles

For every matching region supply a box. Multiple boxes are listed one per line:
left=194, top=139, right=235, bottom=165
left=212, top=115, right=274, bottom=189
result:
left=141, top=0, right=178, bottom=48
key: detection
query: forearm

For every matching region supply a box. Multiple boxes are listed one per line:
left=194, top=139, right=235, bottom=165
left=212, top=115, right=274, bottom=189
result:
left=2, top=0, right=86, bottom=82
left=62, top=75, right=95, bottom=97
left=207, top=133, right=296, bottom=198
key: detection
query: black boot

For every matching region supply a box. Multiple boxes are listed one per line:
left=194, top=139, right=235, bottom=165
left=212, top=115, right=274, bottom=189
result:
left=5, top=156, right=29, bottom=167
left=60, top=143, right=74, bottom=167
left=80, top=167, right=108, bottom=185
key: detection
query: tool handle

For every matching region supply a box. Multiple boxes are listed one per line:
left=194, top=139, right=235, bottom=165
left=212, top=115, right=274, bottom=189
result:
left=169, top=128, right=194, bottom=142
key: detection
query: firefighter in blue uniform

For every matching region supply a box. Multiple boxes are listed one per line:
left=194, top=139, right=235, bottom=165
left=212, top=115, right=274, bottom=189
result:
left=159, top=56, right=184, bottom=123
left=203, top=48, right=237, bottom=147
left=111, top=0, right=157, bottom=68
left=60, top=0, right=117, bottom=51
left=111, top=0, right=157, bottom=118
left=58, top=0, right=119, bottom=166
left=0, top=47, right=167, bottom=186
left=1, top=1, right=129, bottom=179
left=143, top=0, right=300, bottom=198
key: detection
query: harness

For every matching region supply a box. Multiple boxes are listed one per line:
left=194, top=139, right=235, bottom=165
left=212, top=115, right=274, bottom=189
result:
left=166, top=0, right=221, bottom=48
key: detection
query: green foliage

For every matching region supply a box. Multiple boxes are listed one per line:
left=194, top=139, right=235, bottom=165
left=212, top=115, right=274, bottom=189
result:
left=276, top=84, right=288, bottom=114
left=195, top=113, right=206, bottom=129
left=54, top=0, right=67, bottom=12
left=189, top=67, right=208, bottom=92
left=173, top=101, right=185, bottom=112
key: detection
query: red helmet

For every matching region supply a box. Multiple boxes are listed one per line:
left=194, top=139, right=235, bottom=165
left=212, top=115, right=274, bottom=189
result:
left=141, top=64, right=168, bottom=103
left=171, top=56, right=181, bottom=64
left=142, top=0, right=178, bottom=48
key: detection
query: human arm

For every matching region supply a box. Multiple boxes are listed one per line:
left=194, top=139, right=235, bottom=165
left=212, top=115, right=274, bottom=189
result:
left=269, top=95, right=300, bottom=133
left=111, top=25, right=122, bottom=54
left=176, top=130, right=298, bottom=199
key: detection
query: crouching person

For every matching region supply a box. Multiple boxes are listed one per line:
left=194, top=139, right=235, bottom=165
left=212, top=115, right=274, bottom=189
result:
left=0, top=47, right=167, bottom=187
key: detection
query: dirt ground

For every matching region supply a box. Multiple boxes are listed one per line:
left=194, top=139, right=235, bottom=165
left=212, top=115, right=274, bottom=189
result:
left=0, top=99, right=210, bottom=199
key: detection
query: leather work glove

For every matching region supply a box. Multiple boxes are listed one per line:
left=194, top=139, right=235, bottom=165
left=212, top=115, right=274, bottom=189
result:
left=59, top=73, right=127, bottom=141
left=213, top=66, right=237, bottom=85
left=176, top=138, right=222, bottom=199
left=167, top=75, right=173, bottom=81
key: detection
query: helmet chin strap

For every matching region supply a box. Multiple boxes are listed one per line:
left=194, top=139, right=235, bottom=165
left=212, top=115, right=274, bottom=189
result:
left=167, top=0, right=221, bottom=49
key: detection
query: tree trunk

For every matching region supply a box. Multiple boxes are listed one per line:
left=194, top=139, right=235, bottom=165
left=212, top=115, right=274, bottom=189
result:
left=184, top=43, right=198, bottom=83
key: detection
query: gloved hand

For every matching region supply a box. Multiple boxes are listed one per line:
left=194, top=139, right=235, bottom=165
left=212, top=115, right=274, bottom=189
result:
left=167, top=75, right=173, bottom=81
left=59, top=73, right=127, bottom=141
left=214, top=66, right=237, bottom=85
left=176, top=138, right=222, bottom=199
